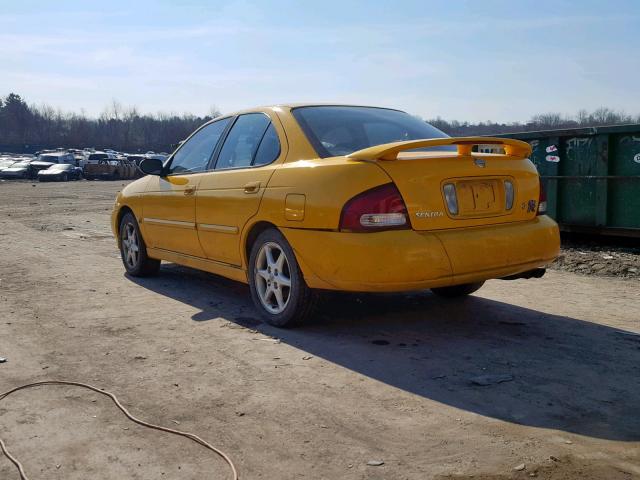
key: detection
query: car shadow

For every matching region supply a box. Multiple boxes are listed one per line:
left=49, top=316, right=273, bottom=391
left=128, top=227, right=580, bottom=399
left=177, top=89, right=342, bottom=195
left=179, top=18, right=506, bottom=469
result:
left=127, top=264, right=640, bottom=442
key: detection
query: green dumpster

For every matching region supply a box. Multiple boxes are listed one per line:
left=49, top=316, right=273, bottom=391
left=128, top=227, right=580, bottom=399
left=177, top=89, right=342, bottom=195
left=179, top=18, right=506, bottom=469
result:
left=494, top=125, right=640, bottom=237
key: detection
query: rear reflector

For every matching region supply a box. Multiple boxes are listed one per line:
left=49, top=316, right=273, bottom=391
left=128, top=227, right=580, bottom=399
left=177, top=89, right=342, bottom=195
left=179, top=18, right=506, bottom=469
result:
left=538, top=179, right=547, bottom=215
left=339, top=183, right=409, bottom=232
left=443, top=183, right=458, bottom=215
left=504, top=180, right=514, bottom=210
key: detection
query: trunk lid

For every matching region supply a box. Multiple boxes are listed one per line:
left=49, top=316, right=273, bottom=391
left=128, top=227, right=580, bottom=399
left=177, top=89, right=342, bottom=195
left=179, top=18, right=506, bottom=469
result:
left=348, top=137, right=541, bottom=231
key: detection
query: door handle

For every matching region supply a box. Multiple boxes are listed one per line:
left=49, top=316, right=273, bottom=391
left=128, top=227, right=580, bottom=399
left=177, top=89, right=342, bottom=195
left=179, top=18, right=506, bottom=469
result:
left=184, top=186, right=196, bottom=196
left=243, top=181, right=261, bottom=194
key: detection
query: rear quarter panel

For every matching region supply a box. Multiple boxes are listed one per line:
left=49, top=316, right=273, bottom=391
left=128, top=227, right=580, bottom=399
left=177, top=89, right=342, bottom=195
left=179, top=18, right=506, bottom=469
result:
left=257, top=158, right=392, bottom=230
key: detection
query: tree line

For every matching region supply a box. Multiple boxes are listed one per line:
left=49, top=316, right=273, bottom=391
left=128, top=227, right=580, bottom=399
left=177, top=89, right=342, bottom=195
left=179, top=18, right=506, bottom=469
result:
left=1, top=92, right=638, bottom=153
left=427, top=108, right=640, bottom=136
left=0, top=93, right=220, bottom=153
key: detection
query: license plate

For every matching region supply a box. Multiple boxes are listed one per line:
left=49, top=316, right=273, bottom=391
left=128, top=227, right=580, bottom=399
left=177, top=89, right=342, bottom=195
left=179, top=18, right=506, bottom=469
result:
left=456, top=180, right=500, bottom=215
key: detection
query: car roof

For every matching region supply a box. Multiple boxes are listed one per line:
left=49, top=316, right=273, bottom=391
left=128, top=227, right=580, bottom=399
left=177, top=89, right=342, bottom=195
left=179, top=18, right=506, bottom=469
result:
left=278, top=103, right=403, bottom=110
left=221, top=103, right=406, bottom=117
left=39, top=151, right=71, bottom=156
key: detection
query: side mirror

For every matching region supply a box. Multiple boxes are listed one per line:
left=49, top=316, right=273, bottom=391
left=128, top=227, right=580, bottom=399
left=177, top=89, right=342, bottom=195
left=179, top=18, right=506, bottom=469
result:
left=139, top=158, right=164, bottom=176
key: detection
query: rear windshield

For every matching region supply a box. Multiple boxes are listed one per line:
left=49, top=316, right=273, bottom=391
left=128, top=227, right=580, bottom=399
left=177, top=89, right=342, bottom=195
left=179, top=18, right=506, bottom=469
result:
left=88, top=153, right=109, bottom=160
left=292, top=106, right=453, bottom=158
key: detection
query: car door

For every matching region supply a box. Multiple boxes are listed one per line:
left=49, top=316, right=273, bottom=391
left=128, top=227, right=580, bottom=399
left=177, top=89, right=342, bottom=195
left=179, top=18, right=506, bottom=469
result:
left=196, top=112, right=286, bottom=266
left=143, top=117, right=232, bottom=257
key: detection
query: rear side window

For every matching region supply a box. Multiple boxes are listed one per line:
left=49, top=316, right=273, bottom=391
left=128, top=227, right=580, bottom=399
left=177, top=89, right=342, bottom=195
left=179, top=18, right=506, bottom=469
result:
left=168, top=118, right=231, bottom=175
left=292, top=106, right=453, bottom=158
left=215, top=114, right=270, bottom=170
left=253, top=124, right=280, bottom=166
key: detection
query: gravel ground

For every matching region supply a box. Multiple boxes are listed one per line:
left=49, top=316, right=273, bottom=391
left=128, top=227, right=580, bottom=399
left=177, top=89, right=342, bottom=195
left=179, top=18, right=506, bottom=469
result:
left=551, top=244, right=640, bottom=278
left=1, top=180, right=639, bottom=480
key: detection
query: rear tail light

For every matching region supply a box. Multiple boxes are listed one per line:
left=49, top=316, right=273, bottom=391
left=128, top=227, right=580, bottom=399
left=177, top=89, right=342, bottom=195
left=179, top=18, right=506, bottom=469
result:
left=504, top=180, right=514, bottom=210
left=339, top=183, right=409, bottom=232
left=537, top=179, right=547, bottom=215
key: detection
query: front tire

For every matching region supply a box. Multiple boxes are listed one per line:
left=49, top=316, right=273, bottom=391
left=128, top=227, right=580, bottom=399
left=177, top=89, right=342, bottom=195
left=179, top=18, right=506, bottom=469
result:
left=248, top=229, right=317, bottom=327
left=119, top=212, right=160, bottom=277
left=431, top=281, right=484, bottom=298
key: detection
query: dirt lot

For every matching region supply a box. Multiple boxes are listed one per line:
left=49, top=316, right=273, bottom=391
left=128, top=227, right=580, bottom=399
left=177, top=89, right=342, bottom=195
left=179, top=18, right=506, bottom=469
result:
left=551, top=243, right=640, bottom=279
left=1, top=180, right=639, bottom=480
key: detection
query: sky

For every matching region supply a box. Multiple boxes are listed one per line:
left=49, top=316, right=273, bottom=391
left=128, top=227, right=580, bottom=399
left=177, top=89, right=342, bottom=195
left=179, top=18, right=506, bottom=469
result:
left=1, top=0, right=639, bottom=122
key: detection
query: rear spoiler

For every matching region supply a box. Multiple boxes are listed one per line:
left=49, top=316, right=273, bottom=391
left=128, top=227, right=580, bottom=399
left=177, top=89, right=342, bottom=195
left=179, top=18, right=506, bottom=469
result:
left=347, top=136, right=532, bottom=161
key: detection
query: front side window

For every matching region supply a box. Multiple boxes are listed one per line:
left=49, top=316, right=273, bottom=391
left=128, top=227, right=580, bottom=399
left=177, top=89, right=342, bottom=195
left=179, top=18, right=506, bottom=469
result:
left=215, top=113, right=271, bottom=170
left=292, top=106, right=453, bottom=158
left=168, top=118, right=231, bottom=175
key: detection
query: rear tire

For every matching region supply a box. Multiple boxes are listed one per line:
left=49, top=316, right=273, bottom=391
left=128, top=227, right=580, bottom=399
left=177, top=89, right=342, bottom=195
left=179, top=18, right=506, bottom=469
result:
left=119, top=212, right=160, bottom=277
left=431, top=281, right=485, bottom=298
left=248, top=228, right=318, bottom=327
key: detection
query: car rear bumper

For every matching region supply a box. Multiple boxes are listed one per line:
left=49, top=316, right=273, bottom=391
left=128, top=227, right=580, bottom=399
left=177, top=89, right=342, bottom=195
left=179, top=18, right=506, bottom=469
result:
left=282, top=215, right=560, bottom=292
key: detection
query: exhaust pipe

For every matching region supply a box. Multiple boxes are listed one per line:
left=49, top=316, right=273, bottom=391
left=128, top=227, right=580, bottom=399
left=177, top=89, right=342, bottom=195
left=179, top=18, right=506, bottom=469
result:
left=500, top=268, right=546, bottom=280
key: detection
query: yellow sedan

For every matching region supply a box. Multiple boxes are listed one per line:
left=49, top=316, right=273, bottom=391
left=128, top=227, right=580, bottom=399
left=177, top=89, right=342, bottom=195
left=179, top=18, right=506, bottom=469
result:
left=111, top=104, right=560, bottom=327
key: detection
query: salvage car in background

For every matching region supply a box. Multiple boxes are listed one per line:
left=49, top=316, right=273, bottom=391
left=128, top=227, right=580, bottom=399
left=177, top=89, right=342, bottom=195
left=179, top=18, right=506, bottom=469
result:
left=0, top=160, right=34, bottom=179
left=84, top=157, right=136, bottom=180
left=38, top=163, right=83, bottom=182
left=111, top=104, right=560, bottom=327
left=29, top=161, right=56, bottom=177
left=69, top=149, right=88, bottom=167
left=0, top=158, right=18, bottom=172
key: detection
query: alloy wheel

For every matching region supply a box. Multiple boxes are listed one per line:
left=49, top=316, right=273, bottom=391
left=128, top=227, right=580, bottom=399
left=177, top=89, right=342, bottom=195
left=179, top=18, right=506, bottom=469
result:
left=122, top=223, right=140, bottom=269
left=254, top=242, right=292, bottom=314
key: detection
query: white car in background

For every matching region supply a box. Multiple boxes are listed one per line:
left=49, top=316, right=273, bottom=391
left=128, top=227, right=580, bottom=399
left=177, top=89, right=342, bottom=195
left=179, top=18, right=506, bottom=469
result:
left=37, top=151, right=76, bottom=165
left=0, top=160, right=34, bottom=179
left=0, top=158, right=18, bottom=172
